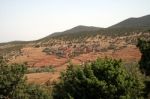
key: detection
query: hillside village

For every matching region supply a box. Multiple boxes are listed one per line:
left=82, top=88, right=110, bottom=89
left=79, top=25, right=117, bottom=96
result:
left=0, top=15, right=150, bottom=85
left=2, top=32, right=146, bottom=68
left=1, top=0, right=150, bottom=98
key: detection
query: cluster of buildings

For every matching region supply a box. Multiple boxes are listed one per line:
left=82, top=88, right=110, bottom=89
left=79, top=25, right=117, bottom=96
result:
left=42, top=43, right=102, bottom=58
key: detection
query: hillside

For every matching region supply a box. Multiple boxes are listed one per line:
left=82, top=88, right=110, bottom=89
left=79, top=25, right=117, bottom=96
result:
left=0, top=15, right=150, bottom=61
left=109, top=15, right=150, bottom=28
left=52, top=25, right=101, bottom=36
left=37, top=25, right=101, bottom=42
left=38, top=15, right=150, bottom=42
left=0, top=15, right=150, bottom=84
left=1, top=14, right=150, bottom=45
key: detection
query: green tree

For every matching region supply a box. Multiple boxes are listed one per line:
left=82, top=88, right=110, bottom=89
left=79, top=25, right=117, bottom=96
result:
left=53, top=58, right=144, bottom=99
left=0, top=57, right=52, bottom=99
left=137, top=39, right=150, bottom=75
left=137, top=39, right=150, bottom=98
left=25, top=84, right=52, bottom=99
left=0, top=57, right=27, bottom=99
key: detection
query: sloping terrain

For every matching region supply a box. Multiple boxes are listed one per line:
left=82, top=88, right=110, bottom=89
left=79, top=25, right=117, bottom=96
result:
left=26, top=45, right=141, bottom=84
left=0, top=14, right=150, bottom=84
left=109, top=15, right=150, bottom=28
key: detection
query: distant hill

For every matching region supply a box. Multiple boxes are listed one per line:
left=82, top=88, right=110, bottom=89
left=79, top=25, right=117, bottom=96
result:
left=1, top=14, right=150, bottom=45
left=50, top=25, right=101, bottom=37
left=109, top=15, right=150, bottom=28
left=37, top=25, right=101, bottom=42
left=64, top=25, right=101, bottom=33
left=0, top=41, right=30, bottom=46
left=0, top=15, right=149, bottom=61
left=47, top=15, right=150, bottom=39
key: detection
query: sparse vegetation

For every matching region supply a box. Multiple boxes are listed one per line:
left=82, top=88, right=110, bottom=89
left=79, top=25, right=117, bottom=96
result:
left=42, top=48, right=52, bottom=55
left=107, top=44, right=117, bottom=50
left=0, top=14, right=150, bottom=99
left=0, top=45, right=23, bottom=59
left=34, top=45, right=40, bottom=48
left=27, top=66, right=55, bottom=74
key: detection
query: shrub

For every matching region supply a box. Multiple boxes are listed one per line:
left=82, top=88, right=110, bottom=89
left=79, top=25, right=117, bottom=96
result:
left=0, top=57, right=52, bottom=99
left=42, top=48, right=52, bottom=55
left=34, top=45, right=40, bottom=48
left=0, top=57, right=27, bottom=98
left=25, top=84, right=52, bottom=99
left=27, top=66, right=55, bottom=74
left=137, top=39, right=150, bottom=75
left=137, top=39, right=150, bottom=98
left=53, top=58, right=144, bottom=99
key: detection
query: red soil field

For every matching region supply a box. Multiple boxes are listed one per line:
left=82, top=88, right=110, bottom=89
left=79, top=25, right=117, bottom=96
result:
left=25, top=45, right=141, bottom=84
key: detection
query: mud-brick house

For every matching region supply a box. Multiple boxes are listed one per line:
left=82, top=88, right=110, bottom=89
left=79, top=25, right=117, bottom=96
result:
left=65, top=48, right=73, bottom=58
left=71, top=48, right=80, bottom=57
left=84, top=45, right=94, bottom=53
left=55, top=47, right=66, bottom=57
left=91, top=44, right=100, bottom=52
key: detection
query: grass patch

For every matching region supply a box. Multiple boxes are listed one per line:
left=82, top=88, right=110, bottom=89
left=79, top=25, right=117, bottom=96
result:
left=27, top=66, right=55, bottom=74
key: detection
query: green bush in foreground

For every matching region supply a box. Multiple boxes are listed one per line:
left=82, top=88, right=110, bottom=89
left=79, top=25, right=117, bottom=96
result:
left=53, top=58, right=144, bottom=99
left=0, top=57, right=27, bottom=98
left=25, top=84, right=52, bottom=99
left=137, top=39, right=150, bottom=98
left=137, top=39, right=150, bottom=75
left=0, top=57, right=52, bottom=99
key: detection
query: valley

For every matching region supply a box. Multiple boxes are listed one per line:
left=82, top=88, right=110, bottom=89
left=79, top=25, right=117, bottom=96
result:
left=0, top=15, right=150, bottom=85
left=2, top=32, right=148, bottom=84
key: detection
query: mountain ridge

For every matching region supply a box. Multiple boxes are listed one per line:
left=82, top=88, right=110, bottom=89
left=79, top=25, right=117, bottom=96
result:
left=28, top=14, right=150, bottom=41
left=109, top=15, right=150, bottom=28
left=0, top=14, right=150, bottom=44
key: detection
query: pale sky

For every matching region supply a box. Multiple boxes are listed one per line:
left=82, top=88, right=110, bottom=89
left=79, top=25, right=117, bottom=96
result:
left=0, top=0, right=150, bottom=42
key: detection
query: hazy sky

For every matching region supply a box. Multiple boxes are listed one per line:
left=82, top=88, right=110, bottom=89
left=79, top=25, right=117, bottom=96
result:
left=0, top=0, right=150, bottom=42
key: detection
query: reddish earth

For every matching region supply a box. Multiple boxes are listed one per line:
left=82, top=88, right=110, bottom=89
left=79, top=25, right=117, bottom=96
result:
left=25, top=45, right=141, bottom=84
left=26, top=63, right=68, bottom=84
left=26, top=72, right=59, bottom=85
left=10, top=47, right=68, bottom=67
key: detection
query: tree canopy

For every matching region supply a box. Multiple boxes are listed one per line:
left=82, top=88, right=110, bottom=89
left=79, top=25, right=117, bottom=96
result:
left=0, top=57, right=52, bottom=99
left=137, top=39, right=150, bottom=75
left=53, top=58, right=144, bottom=99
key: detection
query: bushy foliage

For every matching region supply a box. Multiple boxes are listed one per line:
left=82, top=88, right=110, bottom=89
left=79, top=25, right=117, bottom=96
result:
left=0, top=57, right=52, bottom=99
left=53, top=58, right=144, bottom=99
left=137, top=39, right=150, bottom=75
left=0, top=45, right=23, bottom=57
left=11, top=83, right=52, bottom=99
left=137, top=39, right=150, bottom=98
left=27, top=66, right=55, bottom=74
left=25, top=84, right=52, bottom=99
left=0, top=57, right=27, bottom=98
